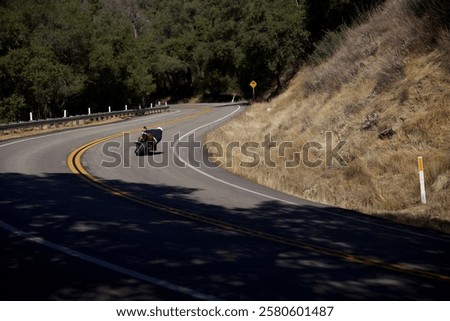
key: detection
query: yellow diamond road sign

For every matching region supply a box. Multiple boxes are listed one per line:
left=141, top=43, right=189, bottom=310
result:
left=250, top=80, right=257, bottom=88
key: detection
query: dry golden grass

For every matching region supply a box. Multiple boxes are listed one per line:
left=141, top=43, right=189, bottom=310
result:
left=206, top=0, right=450, bottom=233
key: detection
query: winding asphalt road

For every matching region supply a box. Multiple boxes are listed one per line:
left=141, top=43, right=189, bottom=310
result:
left=1, top=104, right=450, bottom=300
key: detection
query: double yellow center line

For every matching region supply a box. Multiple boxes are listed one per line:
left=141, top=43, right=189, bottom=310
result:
left=68, top=107, right=211, bottom=178
left=67, top=107, right=450, bottom=283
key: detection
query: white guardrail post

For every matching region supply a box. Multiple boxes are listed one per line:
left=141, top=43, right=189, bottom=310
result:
left=0, top=105, right=170, bottom=134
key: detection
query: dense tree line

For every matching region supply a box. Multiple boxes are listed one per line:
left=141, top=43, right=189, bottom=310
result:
left=0, top=0, right=382, bottom=122
left=306, top=0, right=385, bottom=43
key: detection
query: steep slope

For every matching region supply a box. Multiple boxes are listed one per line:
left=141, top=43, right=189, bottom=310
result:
left=206, top=0, right=450, bottom=232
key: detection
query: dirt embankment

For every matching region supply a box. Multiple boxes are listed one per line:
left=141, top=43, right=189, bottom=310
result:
left=206, top=0, right=450, bottom=233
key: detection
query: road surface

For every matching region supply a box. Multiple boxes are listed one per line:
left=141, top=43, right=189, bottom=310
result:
left=1, top=104, right=450, bottom=300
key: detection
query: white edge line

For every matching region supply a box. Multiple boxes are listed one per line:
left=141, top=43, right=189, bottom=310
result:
left=0, top=108, right=219, bottom=300
left=0, top=220, right=218, bottom=301
left=172, top=106, right=450, bottom=243
left=174, top=106, right=298, bottom=206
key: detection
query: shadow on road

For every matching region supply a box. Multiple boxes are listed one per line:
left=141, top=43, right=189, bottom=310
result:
left=1, top=172, right=450, bottom=300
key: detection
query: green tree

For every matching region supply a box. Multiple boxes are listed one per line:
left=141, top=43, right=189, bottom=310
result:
left=239, top=0, right=309, bottom=94
left=306, top=0, right=384, bottom=44
left=0, top=0, right=386, bottom=121
left=0, top=5, right=29, bottom=55
left=0, top=94, right=27, bottom=123
left=86, top=5, right=156, bottom=109
left=189, top=1, right=243, bottom=97
left=23, top=48, right=85, bottom=118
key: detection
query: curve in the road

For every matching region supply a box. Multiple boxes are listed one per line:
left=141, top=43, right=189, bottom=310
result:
left=2, top=104, right=450, bottom=300
left=67, top=106, right=450, bottom=284
left=1, top=106, right=217, bottom=300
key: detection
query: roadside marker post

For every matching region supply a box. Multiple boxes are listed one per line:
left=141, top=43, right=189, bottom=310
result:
left=418, top=156, right=427, bottom=204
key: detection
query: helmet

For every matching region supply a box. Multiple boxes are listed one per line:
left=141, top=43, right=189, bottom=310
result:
left=157, top=126, right=163, bottom=131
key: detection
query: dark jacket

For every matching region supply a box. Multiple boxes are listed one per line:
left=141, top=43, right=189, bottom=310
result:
left=147, top=128, right=163, bottom=143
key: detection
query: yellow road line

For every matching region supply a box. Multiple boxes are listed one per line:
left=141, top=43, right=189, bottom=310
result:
left=68, top=107, right=212, bottom=176
left=67, top=107, right=450, bottom=283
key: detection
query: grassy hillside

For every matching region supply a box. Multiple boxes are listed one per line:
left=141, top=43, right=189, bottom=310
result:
left=206, top=0, right=450, bottom=233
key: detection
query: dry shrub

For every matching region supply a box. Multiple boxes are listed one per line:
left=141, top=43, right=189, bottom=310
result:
left=206, top=0, right=450, bottom=233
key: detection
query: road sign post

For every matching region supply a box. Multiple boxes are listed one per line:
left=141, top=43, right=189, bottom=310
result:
left=249, top=80, right=257, bottom=100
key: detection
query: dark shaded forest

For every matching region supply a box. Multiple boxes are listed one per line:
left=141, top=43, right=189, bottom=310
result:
left=0, top=0, right=383, bottom=122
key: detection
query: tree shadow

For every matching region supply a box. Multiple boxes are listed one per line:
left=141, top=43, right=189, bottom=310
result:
left=1, top=172, right=450, bottom=300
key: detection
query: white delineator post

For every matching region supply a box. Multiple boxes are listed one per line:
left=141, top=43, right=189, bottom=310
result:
left=64, top=110, right=67, bottom=118
left=88, top=108, right=91, bottom=115
left=125, top=104, right=128, bottom=111
left=29, top=112, right=33, bottom=121
left=418, top=156, right=427, bottom=204
left=108, top=106, right=111, bottom=113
